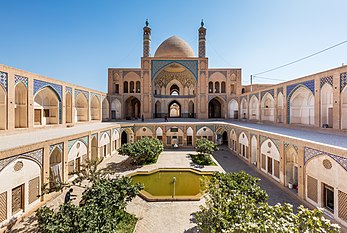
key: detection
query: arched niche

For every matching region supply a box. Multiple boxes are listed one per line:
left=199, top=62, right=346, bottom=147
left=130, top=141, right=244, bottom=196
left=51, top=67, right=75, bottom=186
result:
left=249, top=95, right=259, bottom=120
left=320, top=83, right=333, bottom=127
left=91, top=96, right=100, bottom=121
left=15, top=82, right=27, bottom=128
left=251, top=136, right=257, bottom=165
left=228, top=99, right=239, bottom=119
left=111, top=99, right=122, bottom=119
left=75, top=93, right=88, bottom=122
left=102, top=98, right=109, bottom=121
left=260, top=139, right=280, bottom=181
left=277, top=92, right=284, bottom=123
left=341, top=86, right=347, bottom=129
left=285, top=145, right=298, bottom=187
left=34, top=87, right=60, bottom=126
left=0, top=85, right=6, bottom=130
left=65, top=92, right=72, bottom=123
left=261, top=93, right=275, bottom=122
left=240, top=98, right=248, bottom=119
left=290, top=86, right=314, bottom=125
left=209, top=97, right=224, bottom=118
left=239, top=132, right=249, bottom=158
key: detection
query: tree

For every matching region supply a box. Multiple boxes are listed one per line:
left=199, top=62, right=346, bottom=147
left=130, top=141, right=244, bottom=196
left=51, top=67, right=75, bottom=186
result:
left=118, top=137, right=164, bottom=165
left=195, top=138, right=218, bottom=155
left=36, top=176, right=143, bottom=233
left=195, top=172, right=340, bottom=233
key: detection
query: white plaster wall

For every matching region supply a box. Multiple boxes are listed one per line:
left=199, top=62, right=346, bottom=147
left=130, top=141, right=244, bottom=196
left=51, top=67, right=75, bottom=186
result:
left=68, top=141, right=88, bottom=161
left=238, top=132, right=249, bottom=146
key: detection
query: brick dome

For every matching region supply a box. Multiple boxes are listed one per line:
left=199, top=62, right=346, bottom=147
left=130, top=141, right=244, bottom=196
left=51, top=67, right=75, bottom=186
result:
left=154, top=36, right=195, bottom=58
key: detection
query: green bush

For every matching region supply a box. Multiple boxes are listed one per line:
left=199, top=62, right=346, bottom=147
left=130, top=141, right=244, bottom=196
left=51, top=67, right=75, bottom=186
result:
left=195, top=172, right=340, bottom=233
left=190, top=153, right=216, bottom=166
left=195, top=138, right=218, bottom=155
left=118, top=137, right=164, bottom=165
left=36, top=176, right=143, bottom=233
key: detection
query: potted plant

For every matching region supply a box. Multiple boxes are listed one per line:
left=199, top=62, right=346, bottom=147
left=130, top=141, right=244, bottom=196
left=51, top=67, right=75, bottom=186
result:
left=288, top=179, right=293, bottom=189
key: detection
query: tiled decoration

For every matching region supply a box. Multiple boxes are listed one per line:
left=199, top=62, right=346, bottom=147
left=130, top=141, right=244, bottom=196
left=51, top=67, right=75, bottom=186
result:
left=261, top=89, right=274, bottom=98
left=14, top=75, right=28, bottom=87
left=277, top=87, right=283, bottom=94
left=91, top=92, right=101, bottom=101
left=304, top=147, right=347, bottom=172
left=249, top=93, right=259, bottom=99
left=286, top=79, right=315, bottom=123
left=208, top=95, right=226, bottom=102
left=91, top=133, right=98, bottom=141
left=196, top=125, right=214, bottom=132
left=0, top=149, right=43, bottom=172
left=260, top=135, right=280, bottom=151
left=75, top=89, right=89, bottom=100
left=33, top=79, right=62, bottom=100
left=215, top=125, right=230, bottom=134
left=151, top=60, right=198, bottom=80
left=0, top=71, right=8, bottom=91
left=284, top=142, right=298, bottom=153
left=134, top=125, right=155, bottom=133
left=101, top=130, right=110, bottom=138
left=320, top=76, right=333, bottom=88
left=341, top=72, right=347, bottom=92
left=66, top=86, right=72, bottom=94
left=49, top=143, right=63, bottom=155
left=68, top=136, right=88, bottom=152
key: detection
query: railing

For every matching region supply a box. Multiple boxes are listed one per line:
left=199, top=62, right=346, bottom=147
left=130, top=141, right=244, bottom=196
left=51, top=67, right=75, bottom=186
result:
left=153, top=113, right=196, bottom=118
left=153, top=94, right=196, bottom=98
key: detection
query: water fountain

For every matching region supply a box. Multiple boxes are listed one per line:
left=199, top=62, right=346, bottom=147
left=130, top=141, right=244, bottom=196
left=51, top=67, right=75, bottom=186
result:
left=173, top=176, right=176, bottom=198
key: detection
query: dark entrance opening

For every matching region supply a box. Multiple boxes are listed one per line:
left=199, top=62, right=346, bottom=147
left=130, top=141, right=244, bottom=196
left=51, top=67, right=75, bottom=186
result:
left=209, top=98, right=222, bottom=118
left=222, top=131, right=228, bottom=145
left=168, top=100, right=181, bottom=118
left=121, top=131, right=128, bottom=145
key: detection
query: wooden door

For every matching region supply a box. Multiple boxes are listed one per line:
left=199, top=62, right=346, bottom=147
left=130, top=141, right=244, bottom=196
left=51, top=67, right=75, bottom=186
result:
left=12, top=185, right=24, bottom=215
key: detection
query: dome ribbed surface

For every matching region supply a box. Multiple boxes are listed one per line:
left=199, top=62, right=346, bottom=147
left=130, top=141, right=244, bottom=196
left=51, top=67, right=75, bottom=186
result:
left=154, top=36, right=195, bottom=58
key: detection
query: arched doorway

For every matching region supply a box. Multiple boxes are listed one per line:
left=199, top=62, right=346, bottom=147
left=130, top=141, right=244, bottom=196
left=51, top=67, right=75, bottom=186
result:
left=0, top=86, right=6, bottom=130
left=155, top=101, right=161, bottom=118
left=170, top=84, right=180, bottom=95
left=209, top=98, right=222, bottom=118
left=290, top=86, right=314, bottom=125
left=188, top=101, right=194, bottom=118
left=75, top=93, right=88, bottom=122
left=261, top=139, right=280, bottom=181
left=249, top=95, right=259, bottom=120
left=168, top=100, right=181, bottom=117
left=34, top=87, right=60, bottom=126
left=277, top=92, right=284, bottom=123
left=121, top=131, right=128, bottom=145
left=320, top=83, right=333, bottom=127
left=228, top=99, right=238, bottom=119
left=65, top=92, right=72, bottom=123
left=91, top=137, right=98, bottom=161
left=102, top=98, right=109, bottom=121
left=240, top=98, right=248, bottom=119
left=261, top=93, right=275, bottom=122
left=111, top=99, right=121, bottom=119
left=285, top=145, right=298, bottom=187
left=125, top=97, right=141, bottom=119
left=50, top=147, right=62, bottom=187
left=91, top=96, right=100, bottom=120
left=15, top=82, right=27, bottom=128
left=251, top=136, right=257, bottom=165
left=222, top=131, right=228, bottom=145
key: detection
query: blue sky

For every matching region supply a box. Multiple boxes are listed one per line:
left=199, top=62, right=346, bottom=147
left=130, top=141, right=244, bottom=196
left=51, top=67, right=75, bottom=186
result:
left=1, top=0, right=346, bottom=92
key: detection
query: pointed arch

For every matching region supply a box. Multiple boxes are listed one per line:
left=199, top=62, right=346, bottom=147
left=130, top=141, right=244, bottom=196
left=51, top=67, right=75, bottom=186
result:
left=239, top=132, right=249, bottom=159
left=102, top=98, right=109, bottom=121
left=155, top=100, right=161, bottom=118
left=125, top=96, right=141, bottom=119
left=111, top=99, right=122, bottom=119
left=75, top=93, right=88, bottom=122
left=228, top=99, right=239, bottom=119
left=251, top=136, right=257, bottom=165
left=91, top=136, right=98, bottom=161
left=320, top=83, right=333, bottom=127
left=261, top=93, right=275, bottom=122
left=0, top=85, right=6, bottom=130
left=277, top=92, right=284, bottom=123
left=341, top=86, right=347, bottom=129
left=261, top=139, right=280, bottom=181
left=65, top=92, right=72, bottom=123
left=188, top=100, right=194, bottom=118
left=289, top=86, right=314, bottom=125
left=209, top=97, right=224, bottom=118
left=34, top=86, right=60, bottom=126
left=240, top=98, right=248, bottom=119
left=249, top=95, right=259, bottom=120
left=168, top=100, right=181, bottom=118
left=285, top=145, right=298, bottom=187
left=91, top=96, right=100, bottom=121
left=15, top=82, right=27, bottom=128
left=50, top=147, right=62, bottom=186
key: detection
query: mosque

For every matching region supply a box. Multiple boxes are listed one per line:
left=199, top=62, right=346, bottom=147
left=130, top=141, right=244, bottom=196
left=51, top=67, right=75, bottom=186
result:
left=0, top=20, right=347, bottom=230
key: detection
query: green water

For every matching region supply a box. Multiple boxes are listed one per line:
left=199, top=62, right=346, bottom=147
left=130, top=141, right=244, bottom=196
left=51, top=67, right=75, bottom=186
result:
left=131, top=170, right=212, bottom=197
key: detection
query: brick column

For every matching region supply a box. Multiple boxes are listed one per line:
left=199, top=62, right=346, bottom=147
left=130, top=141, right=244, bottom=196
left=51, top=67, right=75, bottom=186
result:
left=297, top=145, right=305, bottom=199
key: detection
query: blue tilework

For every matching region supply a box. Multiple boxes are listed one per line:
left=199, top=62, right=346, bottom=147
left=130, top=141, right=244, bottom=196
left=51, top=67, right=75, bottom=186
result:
left=320, top=76, right=333, bottom=88
left=66, top=86, right=72, bottom=94
left=151, top=60, right=198, bottom=80
left=0, top=71, right=8, bottom=91
left=15, top=75, right=28, bottom=87
left=341, top=72, right=347, bottom=92
left=75, top=89, right=89, bottom=100
left=33, top=79, right=62, bottom=100
left=305, top=147, right=347, bottom=172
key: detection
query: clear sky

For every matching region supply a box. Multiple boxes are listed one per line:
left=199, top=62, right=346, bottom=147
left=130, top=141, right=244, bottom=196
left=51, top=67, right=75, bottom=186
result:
left=1, top=0, right=346, bottom=92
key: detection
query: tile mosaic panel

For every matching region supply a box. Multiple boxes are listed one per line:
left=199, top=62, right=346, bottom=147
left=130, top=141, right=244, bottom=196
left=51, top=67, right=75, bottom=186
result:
left=304, top=147, right=347, bottom=172
left=320, top=76, right=333, bottom=88
left=33, top=79, right=62, bottom=100
left=151, top=60, right=198, bottom=80
left=249, top=93, right=259, bottom=99
left=14, top=75, right=28, bottom=87
left=75, top=89, right=89, bottom=100
left=277, top=87, right=283, bottom=94
left=341, top=72, right=347, bottom=92
left=91, top=92, right=101, bottom=101
left=0, top=71, right=8, bottom=91
left=196, top=125, right=214, bottom=132
left=68, top=136, right=88, bottom=152
left=65, top=86, right=72, bottom=94
left=49, top=143, right=63, bottom=154
left=261, top=89, right=274, bottom=98
left=0, top=149, right=43, bottom=172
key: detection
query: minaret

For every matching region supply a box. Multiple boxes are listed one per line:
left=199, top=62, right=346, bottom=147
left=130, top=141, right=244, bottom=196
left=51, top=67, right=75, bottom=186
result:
left=198, top=19, right=206, bottom=58
left=143, top=19, right=151, bottom=57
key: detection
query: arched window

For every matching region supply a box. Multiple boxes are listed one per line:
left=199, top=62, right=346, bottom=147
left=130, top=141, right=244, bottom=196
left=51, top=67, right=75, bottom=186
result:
left=123, top=81, right=128, bottom=93
left=221, top=81, right=226, bottom=93
left=136, top=81, right=141, bottom=93
left=130, top=81, right=134, bottom=93
left=170, top=84, right=180, bottom=95
left=209, top=82, right=213, bottom=93
left=215, top=82, right=220, bottom=93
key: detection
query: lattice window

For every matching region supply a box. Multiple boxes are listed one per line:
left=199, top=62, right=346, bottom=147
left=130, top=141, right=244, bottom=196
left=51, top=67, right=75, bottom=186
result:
left=338, top=190, right=347, bottom=221
left=12, top=185, right=24, bottom=215
left=166, top=136, right=171, bottom=145
left=307, top=175, right=318, bottom=203
left=178, top=136, right=183, bottom=145
left=29, top=177, right=39, bottom=204
left=0, top=192, right=7, bottom=222
left=274, top=160, right=280, bottom=178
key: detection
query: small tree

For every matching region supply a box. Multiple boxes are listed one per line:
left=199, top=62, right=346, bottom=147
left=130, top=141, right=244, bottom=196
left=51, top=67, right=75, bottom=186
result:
left=195, top=172, right=340, bottom=233
left=118, top=137, right=164, bottom=165
left=195, top=138, right=218, bottom=155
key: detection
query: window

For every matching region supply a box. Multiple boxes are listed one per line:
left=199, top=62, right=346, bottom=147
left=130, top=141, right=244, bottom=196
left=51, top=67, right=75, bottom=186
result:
left=221, top=82, right=226, bottom=93
left=187, top=136, right=192, bottom=146
left=130, top=81, right=134, bottom=93
left=12, top=184, right=24, bottom=215
left=267, top=157, right=272, bottom=174
left=114, top=84, right=119, bottom=94
left=123, top=81, right=128, bottom=93
left=44, top=109, right=49, bottom=117
left=209, top=82, right=213, bottom=93
left=136, top=81, right=141, bottom=93
left=170, top=127, right=178, bottom=132
left=215, top=82, right=220, bottom=93
left=324, top=184, right=334, bottom=212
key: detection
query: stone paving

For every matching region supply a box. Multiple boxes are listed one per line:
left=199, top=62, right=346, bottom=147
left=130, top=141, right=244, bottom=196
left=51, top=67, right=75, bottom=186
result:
left=10, top=148, right=346, bottom=233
